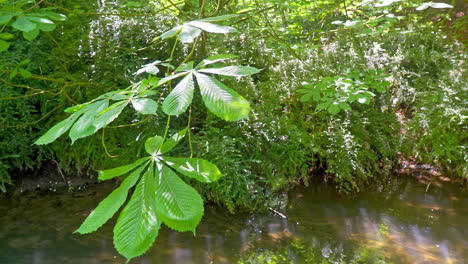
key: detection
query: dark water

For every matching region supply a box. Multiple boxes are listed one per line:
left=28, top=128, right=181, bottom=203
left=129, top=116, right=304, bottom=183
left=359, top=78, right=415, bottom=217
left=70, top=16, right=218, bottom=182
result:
left=0, top=177, right=467, bottom=264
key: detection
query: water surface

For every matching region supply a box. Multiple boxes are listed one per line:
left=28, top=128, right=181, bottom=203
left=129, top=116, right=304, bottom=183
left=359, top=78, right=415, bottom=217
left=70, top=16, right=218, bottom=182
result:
left=0, top=177, right=467, bottom=263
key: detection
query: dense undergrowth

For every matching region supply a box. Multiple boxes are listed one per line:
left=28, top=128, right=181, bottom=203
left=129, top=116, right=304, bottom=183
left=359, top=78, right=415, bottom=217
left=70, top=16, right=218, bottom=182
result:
left=1, top=0, right=466, bottom=212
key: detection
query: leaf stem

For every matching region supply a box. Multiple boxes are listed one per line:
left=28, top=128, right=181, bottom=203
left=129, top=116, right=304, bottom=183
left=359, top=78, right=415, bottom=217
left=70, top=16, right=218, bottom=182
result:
left=102, top=128, right=118, bottom=158
left=187, top=105, right=193, bottom=158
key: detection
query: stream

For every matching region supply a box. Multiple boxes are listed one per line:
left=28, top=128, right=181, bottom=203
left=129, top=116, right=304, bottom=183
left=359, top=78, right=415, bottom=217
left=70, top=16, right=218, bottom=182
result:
left=0, top=177, right=467, bottom=263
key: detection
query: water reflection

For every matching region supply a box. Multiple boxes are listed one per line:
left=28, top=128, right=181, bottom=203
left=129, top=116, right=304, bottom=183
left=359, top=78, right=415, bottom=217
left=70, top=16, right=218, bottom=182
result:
left=0, top=177, right=467, bottom=263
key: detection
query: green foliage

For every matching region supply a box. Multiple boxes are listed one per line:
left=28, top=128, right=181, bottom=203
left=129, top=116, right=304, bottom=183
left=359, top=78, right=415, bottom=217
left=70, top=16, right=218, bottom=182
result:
left=1, top=0, right=466, bottom=261
left=0, top=0, right=66, bottom=51
left=299, top=69, right=390, bottom=115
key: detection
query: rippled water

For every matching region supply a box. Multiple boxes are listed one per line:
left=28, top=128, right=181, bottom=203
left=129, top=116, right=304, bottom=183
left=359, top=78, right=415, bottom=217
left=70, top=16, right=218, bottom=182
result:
left=0, top=177, right=467, bottom=264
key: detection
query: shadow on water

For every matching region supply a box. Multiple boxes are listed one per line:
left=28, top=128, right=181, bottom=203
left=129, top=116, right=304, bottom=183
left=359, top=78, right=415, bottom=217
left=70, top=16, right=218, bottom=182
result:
left=0, top=176, right=467, bottom=264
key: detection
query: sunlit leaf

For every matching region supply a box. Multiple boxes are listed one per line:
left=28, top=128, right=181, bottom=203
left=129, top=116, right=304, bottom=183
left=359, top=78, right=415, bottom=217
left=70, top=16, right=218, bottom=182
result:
left=163, top=157, right=223, bottom=183
left=136, top=60, right=161, bottom=75
left=179, top=25, right=202, bottom=43
left=161, top=128, right=187, bottom=153
left=26, top=16, right=54, bottom=25
left=154, top=165, right=204, bottom=233
left=132, top=98, right=158, bottom=115
left=113, top=164, right=160, bottom=261
left=199, top=66, right=260, bottom=77
left=195, top=54, right=237, bottom=68
left=187, top=21, right=236, bottom=34
left=194, top=73, right=250, bottom=121
left=42, top=12, right=67, bottom=21
left=416, top=2, right=453, bottom=11
left=162, top=73, right=194, bottom=116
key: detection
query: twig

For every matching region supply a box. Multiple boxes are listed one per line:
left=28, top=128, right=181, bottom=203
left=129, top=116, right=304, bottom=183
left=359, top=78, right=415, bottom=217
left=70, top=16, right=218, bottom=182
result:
left=269, top=207, right=287, bottom=219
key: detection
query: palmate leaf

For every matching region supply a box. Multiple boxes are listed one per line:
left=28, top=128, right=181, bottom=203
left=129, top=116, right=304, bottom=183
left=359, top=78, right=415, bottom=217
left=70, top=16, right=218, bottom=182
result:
left=162, top=73, right=195, bottom=116
left=154, top=164, right=204, bottom=233
left=163, top=157, right=223, bottom=183
left=114, top=163, right=161, bottom=261
left=194, top=72, right=250, bottom=121
left=75, top=164, right=147, bottom=234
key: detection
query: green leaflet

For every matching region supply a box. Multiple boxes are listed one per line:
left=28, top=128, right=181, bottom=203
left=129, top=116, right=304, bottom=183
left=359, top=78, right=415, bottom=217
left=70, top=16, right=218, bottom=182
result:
left=159, top=15, right=237, bottom=43
left=161, top=128, right=187, bottom=154
left=0, top=14, right=14, bottom=25
left=36, top=21, right=56, bottom=32
left=34, top=105, right=88, bottom=145
left=162, top=73, right=194, bottom=116
left=194, top=72, right=250, bottom=121
left=199, top=14, right=238, bottom=22
left=175, top=61, right=194, bottom=72
left=158, top=72, right=189, bottom=86
left=75, top=164, right=147, bottom=234
left=186, top=21, right=236, bottom=34
left=145, top=136, right=163, bottom=155
left=198, top=66, right=260, bottom=77
left=179, top=25, right=202, bottom=43
left=98, top=157, right=149, bottom=180
left=131, top=98, right=158, bottom=115
left=0, top=40, right=9, bottom=52
left=69, top=100, right=109, bottom=144
left=160, top=25, right=182, bottom=40
left=163, top=157, right=223, bottom=183
left=22, top=27, right=39, bottom=40
left=154, top=164, right=204, bottom=233
left=195, top=54, right=237, bottom=68
left=12, top=16, right=37, bottom=32
left=93, top=101, right=129, bottom=131
left=113, top=163, right=160, bottom=261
